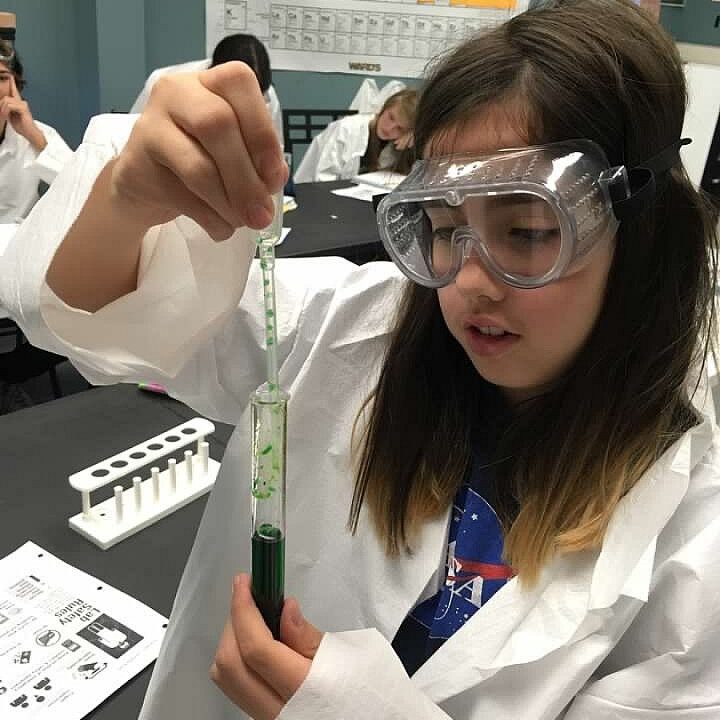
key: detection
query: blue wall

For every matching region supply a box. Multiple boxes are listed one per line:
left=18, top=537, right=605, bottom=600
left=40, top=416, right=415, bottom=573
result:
left=4, top=0, right=718, bottom=149
left=661, top=1, right=720, bottom=47
left=2, top=0, right=99, bottom=148
left=96, top=0, right=146, bottom=112
left=144, top=0, right=205, bottom=74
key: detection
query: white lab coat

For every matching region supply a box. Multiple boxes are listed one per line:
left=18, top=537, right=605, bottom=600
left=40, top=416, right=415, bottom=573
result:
left=294, top=113, right=399, bottom=183
left=0, top=120, right=72, bottom=223
left=130, top=58, right=284, bottom=144
left=348, top=78, right=407, bottom=115
left=3, top=114, right=720, bottom=719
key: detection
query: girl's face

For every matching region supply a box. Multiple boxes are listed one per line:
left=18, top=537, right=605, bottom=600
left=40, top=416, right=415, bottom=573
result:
left=376, top=104, right=409, bottom=142
left=433, top=110, right=616, bottom=402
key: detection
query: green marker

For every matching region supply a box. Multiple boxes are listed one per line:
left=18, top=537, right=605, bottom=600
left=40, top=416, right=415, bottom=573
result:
left=250, top=192, right=287, bottom=638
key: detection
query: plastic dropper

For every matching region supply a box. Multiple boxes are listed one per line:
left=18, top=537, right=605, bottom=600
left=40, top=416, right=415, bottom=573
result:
left=250, top=193, right=287, bottom=638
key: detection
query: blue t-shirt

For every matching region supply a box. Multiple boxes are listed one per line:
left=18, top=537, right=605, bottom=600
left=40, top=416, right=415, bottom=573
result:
left=392, top=452, right=515, bottom=676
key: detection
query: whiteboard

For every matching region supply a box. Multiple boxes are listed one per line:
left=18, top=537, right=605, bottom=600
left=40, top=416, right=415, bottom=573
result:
left=206, top=0, right=529, bottom=77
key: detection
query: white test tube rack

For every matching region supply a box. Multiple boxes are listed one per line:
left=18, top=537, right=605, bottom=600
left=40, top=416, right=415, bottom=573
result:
left=68, top=418, right=220, bottom=550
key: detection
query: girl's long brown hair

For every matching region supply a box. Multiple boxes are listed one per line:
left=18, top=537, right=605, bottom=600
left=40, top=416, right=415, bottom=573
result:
left=350, top=0, right=718, bottom=585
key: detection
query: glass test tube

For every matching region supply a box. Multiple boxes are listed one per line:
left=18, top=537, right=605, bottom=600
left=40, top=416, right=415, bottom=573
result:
left=251, top=191, right=287, bottom=638
left=251, top=387, right=288, bottom=638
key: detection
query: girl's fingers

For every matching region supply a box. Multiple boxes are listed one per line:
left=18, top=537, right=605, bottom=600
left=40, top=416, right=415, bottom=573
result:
left=211, top=620, right=284, bottom=720
left=142, top=115, right=241, bottom=228
left=112, top=133, right=234, bottom=242
left=114, top=65, right=288, bottom=236
left=148, top=69, right=278, bottom=229
left=8, top=73, right=18, bottom=97
left=200, top=62, right=286, bottom=194
left=279, top=598, right=323, bottom=660
left=230, top=574, right=311, bottom=701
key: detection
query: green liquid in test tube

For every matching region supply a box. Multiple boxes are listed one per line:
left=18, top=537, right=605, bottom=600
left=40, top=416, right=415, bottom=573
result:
left=251, top=192, right=287, bottom=638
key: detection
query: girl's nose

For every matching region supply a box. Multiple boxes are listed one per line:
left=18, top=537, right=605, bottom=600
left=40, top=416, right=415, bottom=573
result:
left=454, top=246, right=505, bottom=302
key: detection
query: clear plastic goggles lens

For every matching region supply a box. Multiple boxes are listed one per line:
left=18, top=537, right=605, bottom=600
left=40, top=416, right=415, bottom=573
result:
left=390, top=193, right=564, bottom=285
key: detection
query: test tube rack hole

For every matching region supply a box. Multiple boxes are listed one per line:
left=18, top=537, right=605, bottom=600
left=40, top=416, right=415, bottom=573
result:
left=68, top=418, right=220, bottom=550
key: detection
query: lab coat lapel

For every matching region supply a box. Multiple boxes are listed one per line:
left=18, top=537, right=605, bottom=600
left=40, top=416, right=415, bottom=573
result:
left=589, top=415, right=712, bottom=607
left=413, top=416, right=713, bottom=704
left=355, top=507, right=451, bottom=641
left=0, top=123, right=20, bottom=159
left=413, top=549, right=597, bottom=703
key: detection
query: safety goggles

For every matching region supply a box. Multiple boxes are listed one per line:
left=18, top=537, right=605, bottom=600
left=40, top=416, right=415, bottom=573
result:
left=376, top=139, right=688, bottom=289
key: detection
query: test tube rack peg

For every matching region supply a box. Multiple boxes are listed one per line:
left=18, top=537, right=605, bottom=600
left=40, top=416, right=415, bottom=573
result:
left=68, top=418, right=220, bottom=550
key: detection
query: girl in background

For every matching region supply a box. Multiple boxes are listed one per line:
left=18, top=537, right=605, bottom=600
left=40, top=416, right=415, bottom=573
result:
left=3, top=0, right=720, bottom=717
left=0, top=40, right=72, bottom=223
left=294, top=88, right=417, bottom=182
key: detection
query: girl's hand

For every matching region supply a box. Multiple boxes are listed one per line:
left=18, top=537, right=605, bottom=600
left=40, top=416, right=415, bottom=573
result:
left=0, top=75, right=46, bottom=151
left=112, top=61, right=287, bottom=242
left=394, top=130, right=414, bottom=151
left=211, top=574, right=323, bottom=720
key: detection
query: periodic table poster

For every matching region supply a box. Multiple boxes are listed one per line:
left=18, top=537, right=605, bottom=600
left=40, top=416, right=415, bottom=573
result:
left=206, top=0, right=530, bottom=77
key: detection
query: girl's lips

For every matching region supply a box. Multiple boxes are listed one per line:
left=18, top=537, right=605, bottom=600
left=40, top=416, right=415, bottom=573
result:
left=464, top=325, right=520, bottom=357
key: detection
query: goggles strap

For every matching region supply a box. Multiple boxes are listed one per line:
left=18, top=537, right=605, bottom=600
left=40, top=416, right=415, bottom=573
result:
left=612, top=137, right=692, bottom=221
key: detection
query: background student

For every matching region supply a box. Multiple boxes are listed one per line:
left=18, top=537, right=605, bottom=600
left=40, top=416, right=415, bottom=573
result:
left=0, top=38, right=72, bottom=223
left=294, top=88, right=417, bottom=183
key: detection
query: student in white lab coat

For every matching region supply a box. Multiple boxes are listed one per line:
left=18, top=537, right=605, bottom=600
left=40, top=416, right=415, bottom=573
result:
left=3, top=0, right=720, bottom=717
left=130, top=33, right=283, bottom=144
left=0, top=42, right=72, bottom=223
left=294, top=89, right=417, bottom=183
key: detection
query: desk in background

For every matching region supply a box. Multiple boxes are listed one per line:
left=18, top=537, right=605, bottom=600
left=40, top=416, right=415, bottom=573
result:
left=278, top=181, right=388, bottom=265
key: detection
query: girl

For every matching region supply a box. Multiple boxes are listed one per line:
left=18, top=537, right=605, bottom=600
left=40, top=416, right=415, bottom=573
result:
left=3, top=0, right=720, bottom=717
left=0, top=39, right=72, bottom=223
left=294, top=88, right=417, bottom=182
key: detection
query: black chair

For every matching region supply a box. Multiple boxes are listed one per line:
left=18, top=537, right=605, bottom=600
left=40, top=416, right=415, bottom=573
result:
left=0, top=318, right=23, bottom=346
left=282, top=109, right=357, bottom=164
left=0, top=319, right=65, bottom=405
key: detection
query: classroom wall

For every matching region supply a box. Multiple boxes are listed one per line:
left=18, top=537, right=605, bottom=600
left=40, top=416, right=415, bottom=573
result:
left=3, top=0, right=718, bottom=150
left=661, top=1, right=720, bottom=48
left=139, top=0, right=415, bottom=111
left=144, top=0, right=205, bottom=75
left=1, top=0, right=99, bottom=148
left=96, top=0, right=145, bottom=113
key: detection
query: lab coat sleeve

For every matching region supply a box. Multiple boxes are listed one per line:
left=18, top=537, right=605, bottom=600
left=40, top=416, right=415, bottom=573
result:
left=349, top=79, right=380, bottom=114
left=0, top=115, right=262, bottom=421
left=279, top=630, right=451, bottom=720
left=294, top=117, right=367, bottom=183
left=27, top=121, right=74, bottom=185
left=2, top=112, right=256, bottom=385
left=1, top=113, right=371, bottom=425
